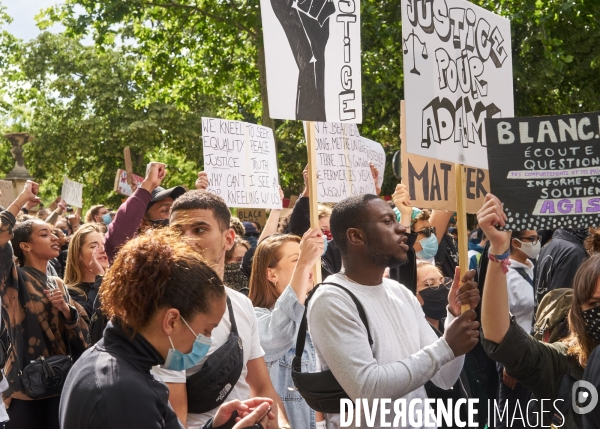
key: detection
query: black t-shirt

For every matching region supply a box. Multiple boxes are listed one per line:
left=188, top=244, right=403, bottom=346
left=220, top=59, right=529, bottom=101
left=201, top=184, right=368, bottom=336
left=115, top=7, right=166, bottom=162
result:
left=435, top=234, right=459, bottom=278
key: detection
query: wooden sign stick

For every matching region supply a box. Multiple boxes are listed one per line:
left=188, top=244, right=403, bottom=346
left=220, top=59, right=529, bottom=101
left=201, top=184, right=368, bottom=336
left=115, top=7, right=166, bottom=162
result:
left=455, top=163, right=470, bottom=314
left=124, top=147, right=136, bottom=191
left=305, top=121, right=323, bottom=285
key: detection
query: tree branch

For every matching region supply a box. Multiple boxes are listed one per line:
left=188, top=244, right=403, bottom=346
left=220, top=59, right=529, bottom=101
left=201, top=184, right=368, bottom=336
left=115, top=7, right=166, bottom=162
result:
left=140, top=1, right=259, bottom=39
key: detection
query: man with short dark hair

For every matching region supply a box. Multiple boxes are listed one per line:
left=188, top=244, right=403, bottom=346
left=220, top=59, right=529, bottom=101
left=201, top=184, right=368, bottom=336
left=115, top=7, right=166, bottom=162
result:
left=152, top=190, right=291, bottom=429
left=308, top=195, right=481, bottom=428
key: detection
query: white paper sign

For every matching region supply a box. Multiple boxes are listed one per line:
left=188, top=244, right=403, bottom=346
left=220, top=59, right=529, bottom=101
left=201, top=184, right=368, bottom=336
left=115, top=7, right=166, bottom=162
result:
left=401, top=0, right=513, bottom=169
left=202, top=118, right=282, bottom=209
left=306, top=122, right=385, bottom=203
left=62, top=177, right=83, bottom=208
left=0, top=180, right=15, bottom=210
left=260, top=0, right=362, bottom=123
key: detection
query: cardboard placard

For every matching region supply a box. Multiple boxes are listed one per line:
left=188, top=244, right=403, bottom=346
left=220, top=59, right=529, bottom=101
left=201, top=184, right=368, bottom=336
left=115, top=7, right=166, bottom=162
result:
left=0, top=180, right=15, bottom=210
left=401, top=142, right=489, bottom=213
left=114, top=169, right=144, bottom=197
left=260, top=0, right=362, bottom=123
left=61, top=177, right=83, bottom=208
left=202, top=117, right=282, bottom=209
left=485, top=112, right=600, bottom=230
left=304, top=122, right=386, bottom=203
left=401, top=0, right=513, bottom=169
left=236, top=208, right=268, bottom=229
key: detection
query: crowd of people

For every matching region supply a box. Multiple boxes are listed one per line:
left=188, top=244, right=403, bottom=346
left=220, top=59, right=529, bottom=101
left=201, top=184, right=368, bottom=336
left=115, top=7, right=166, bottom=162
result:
left=0, top=161, right=598, bottom=429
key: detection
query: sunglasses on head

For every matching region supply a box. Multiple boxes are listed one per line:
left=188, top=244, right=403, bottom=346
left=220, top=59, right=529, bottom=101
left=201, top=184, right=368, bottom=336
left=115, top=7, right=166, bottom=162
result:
left=416, top=226, right=436, bottom=238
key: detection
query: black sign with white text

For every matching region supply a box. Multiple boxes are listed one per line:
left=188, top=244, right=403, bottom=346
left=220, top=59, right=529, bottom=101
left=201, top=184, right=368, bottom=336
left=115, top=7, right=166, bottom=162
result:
left=485, top=112, right=600, bottom=230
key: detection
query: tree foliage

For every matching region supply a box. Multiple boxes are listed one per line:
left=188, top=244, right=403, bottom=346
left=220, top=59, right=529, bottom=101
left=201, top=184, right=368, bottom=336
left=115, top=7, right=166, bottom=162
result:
left=0, top=0, right=598, bottom=207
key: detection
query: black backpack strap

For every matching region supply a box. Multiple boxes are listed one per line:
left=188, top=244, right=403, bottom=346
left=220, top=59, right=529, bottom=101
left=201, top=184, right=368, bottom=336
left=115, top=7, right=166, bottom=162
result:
left=292, top=282, right=373, bottom=373
left=512, top=267, right=534, bottom=287
left=227, top=297, right=238, bottom=335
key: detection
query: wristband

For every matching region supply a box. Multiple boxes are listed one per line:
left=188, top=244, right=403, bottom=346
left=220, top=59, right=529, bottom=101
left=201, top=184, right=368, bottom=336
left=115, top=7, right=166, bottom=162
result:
left=488, top=248, right=511, bottom=274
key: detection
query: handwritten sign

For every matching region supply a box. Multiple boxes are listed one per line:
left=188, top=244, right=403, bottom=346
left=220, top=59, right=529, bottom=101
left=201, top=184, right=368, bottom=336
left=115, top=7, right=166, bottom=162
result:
left=305, top=122, right=385, bottom=203
left=0, top=180, right=15, bottom=210
left=237, top=208, right=268, bottom=229
left=202, top=117, right=282, bottom=209
left=401, top=0, right=513, bottom=169
left=61, top=177, right=83, bottom=208
left=114, top=169, right=144, bottom=197
left=485, top=112, right=600, bottom=230
left=260, top=0, right=362, bottom=123
left=401, top=143, right=489, bottom=213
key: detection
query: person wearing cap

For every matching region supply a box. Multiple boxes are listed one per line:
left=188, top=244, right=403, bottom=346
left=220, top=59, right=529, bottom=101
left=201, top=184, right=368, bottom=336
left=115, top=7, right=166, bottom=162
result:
left=104, top=162, right=186, bottom=263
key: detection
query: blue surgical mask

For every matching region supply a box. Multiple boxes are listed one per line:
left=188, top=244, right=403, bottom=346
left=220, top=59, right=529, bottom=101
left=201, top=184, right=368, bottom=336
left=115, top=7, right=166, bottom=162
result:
left=322, top=234, right=328, bottom=256
left=163, top=317, right=212, bottom=371
left=416, top=235, right=439, bottom=261
left=102, top=213, right=112, bottom=225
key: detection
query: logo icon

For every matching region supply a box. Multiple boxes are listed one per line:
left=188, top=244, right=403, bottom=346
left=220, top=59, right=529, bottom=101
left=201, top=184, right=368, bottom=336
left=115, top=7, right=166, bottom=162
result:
left=573, top=380, right=598, bottom=414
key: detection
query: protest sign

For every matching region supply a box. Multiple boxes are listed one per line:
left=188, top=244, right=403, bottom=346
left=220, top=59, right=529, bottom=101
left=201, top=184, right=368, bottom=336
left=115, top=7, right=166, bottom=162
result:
left=114, top=169, right=144, bottom=197
left=401, top=0, right=513, bottom=169
left=237, top=208, right=268, bottom=229
left=202, top=117, right=282, bottom=209
left=305, top=122, right=385, bottom=203
left=0, top=180, right=15, bottom=210
left=61, top=177, right=83, bottom=208
left=401, top=142, right=489, bottom=213
left=260, top=0, right=362, bottom=123
left=485, top=112, right=600, bottom=230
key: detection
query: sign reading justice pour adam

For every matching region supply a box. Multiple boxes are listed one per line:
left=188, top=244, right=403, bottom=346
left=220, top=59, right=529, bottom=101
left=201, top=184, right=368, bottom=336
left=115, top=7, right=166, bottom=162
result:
left=485, top=112, right=600, bottom=230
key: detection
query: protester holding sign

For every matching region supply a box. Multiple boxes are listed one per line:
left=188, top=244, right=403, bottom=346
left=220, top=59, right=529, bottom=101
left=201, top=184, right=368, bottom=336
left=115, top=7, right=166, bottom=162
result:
left=478, top=193, right=599, bottom=428
left=249, top=229, right=324, bottom=429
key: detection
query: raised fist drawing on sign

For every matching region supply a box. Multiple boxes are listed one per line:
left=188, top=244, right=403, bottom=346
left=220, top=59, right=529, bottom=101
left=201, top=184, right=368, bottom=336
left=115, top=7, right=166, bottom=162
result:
left=271, top=0, right=336, bottom=121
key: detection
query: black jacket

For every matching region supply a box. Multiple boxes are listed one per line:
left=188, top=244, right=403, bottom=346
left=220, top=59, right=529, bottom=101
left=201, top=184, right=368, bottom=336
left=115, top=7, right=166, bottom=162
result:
left=583, top=346, right=600, bottom=429
left=59, top=320, right=182, bottom=429
left=60, top=320, right=243, bottom=429
left=535, top=229, right=587, bottom=305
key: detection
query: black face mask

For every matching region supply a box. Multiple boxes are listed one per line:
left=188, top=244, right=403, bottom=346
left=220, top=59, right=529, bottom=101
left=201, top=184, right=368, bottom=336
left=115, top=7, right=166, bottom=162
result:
left=150, top=218, right=170, bottom=228
left=419, top=286, right=449, bottom=321
left=581, top=307, right=600, bottom=342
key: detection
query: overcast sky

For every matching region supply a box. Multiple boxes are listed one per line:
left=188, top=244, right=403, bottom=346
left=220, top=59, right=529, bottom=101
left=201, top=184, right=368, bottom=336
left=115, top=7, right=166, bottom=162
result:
left=3, top=0, right=64, bottom=40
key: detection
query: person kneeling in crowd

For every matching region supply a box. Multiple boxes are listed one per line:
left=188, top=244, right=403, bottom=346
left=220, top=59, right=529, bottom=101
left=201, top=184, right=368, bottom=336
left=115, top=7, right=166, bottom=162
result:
left=59, top=229, right=275, bottom=429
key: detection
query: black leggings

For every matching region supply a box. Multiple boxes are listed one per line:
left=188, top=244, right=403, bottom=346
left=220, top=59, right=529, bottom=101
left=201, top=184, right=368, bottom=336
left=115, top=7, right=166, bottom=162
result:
left=6, top=396, right=60, bottom=429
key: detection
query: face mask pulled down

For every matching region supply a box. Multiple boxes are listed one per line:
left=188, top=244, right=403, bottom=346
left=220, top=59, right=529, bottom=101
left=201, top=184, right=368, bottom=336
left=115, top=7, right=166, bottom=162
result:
left=164, top=316, right=213, bottom=371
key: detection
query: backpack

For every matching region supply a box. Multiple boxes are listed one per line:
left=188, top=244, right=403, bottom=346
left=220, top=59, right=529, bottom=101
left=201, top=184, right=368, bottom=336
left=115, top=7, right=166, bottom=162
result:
left=533, top=288, right=573, bottom=343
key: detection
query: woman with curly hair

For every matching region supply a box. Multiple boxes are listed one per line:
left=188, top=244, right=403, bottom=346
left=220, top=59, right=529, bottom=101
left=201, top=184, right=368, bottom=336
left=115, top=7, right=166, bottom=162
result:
left=478, top=194, right=600, bottom=428
left=59, top=229, right=275, bottom=429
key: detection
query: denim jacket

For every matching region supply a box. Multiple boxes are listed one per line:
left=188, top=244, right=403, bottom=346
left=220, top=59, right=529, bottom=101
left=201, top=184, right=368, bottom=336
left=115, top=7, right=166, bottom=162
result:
left=255, top=285, right=317, bottom=429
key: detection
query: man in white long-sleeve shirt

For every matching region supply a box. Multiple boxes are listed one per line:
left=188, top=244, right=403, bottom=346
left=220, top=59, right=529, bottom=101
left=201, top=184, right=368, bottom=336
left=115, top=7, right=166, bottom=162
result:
left=307, top=194, right=481, bottom=429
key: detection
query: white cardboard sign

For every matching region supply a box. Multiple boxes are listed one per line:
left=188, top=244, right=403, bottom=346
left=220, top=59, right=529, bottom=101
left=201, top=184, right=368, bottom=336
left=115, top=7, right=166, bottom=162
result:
left=401, top=0, right=513, bottom=169
left=260, top=0, right=362, bottom=123
left=61, top=177, right=83, bottom=208
left=202, top=117, right=282, bottom=209
left=306, top=122, right=386, bottom=203
left=0, top=180, right=15, bottom=210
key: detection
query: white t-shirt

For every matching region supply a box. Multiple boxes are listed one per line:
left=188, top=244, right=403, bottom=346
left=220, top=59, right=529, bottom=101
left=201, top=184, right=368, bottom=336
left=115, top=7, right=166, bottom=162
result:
left=309, top=273, right=464, bottom=429
left=506, top=259, right=536, bottom=334
left=152, top=287, right=265, bottom=429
